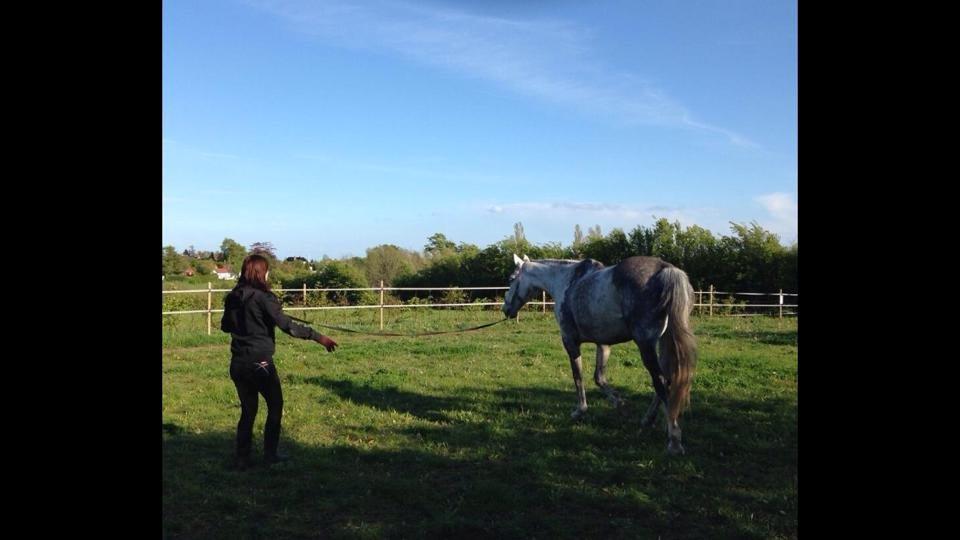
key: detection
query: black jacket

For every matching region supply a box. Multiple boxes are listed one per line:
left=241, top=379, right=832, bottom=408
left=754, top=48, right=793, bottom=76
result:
left=220, top=284, right=320, bottom=358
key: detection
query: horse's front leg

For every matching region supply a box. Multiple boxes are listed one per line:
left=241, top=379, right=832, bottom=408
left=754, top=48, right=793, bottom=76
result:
left=594, top=344, right=625, bottom=409
left=562, top=336, right=588, bottom=420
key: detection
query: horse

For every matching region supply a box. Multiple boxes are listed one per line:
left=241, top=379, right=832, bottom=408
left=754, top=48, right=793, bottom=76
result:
left=501, top=254, right=697, bottom=455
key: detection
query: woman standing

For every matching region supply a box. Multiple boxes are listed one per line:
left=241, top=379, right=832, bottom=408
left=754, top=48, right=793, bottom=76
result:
left=220, top=254, right=337, bottom=469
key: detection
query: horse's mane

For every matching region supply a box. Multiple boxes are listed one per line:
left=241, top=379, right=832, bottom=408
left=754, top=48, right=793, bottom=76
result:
left=510, top=259, right=578, bottom=281
left=534, top=259, right=581, bottom=265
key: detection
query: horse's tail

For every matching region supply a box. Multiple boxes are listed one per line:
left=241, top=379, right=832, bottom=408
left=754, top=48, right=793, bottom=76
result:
left=656, top=266, right=698, bottom=420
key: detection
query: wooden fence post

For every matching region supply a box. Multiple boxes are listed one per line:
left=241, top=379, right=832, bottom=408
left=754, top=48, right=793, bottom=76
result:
left=206, top=282, right=212, bottom=335
left=779, top=289, right=784, bottom=319
left=380, top=280, right=385, bottom=331
left=709, top=285, right=715, bottom=317
left=542, top=290, right=546, bottom=313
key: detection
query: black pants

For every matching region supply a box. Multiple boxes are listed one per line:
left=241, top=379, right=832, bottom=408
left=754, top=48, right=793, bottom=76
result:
left=230, top=357, right=283, bottom=460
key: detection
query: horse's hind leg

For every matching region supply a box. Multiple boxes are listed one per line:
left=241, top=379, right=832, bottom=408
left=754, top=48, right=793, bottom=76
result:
left=658, top=336, right=685, bottom=455
left=637, top=337, right=683, bottom=454
left=594, top=344, right=624, bottom=409
left=637, top=340, right=670, bottom=411
left=562, top=336, right=588, bottom=420
left=640, top=394, right=661, bottom=429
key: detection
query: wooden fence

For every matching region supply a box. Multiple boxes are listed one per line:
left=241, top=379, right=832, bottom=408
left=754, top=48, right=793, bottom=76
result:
left=162, top=282, right=798, bottom=335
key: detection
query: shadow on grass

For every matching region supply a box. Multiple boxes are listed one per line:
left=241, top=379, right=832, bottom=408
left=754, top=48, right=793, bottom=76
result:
left=164, top=382, right=796, bottom=539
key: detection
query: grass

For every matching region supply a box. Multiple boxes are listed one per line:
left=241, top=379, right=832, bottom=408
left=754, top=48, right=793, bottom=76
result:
left=163, top=311, right=797, bottom=539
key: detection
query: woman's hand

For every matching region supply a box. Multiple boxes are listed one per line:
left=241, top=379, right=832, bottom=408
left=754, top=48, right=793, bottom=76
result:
left=315, top=335, right=338, bottom=352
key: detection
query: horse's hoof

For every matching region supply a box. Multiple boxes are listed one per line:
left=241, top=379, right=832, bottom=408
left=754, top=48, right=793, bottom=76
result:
left=667, top=442, right=686, bottom=456
left=570, top=408, right=587, bottom=421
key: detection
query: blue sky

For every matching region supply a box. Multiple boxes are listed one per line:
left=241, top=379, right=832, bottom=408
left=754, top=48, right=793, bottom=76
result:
left=163, top=0, right=797, bottom=259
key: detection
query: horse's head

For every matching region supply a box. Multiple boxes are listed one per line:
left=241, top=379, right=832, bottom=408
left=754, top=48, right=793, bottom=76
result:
left=502, top=253, right=535, bottom=319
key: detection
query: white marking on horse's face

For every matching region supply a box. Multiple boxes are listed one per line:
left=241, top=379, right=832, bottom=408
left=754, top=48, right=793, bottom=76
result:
left=513, top=253, right=524, bottom=266
left=660, top=315, right=669, bottom=338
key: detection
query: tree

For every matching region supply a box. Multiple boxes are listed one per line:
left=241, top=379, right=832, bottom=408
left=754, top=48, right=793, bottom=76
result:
left=527, top=241, right=569, bottom=260
left=513, top=222, right=525, bottom=244
left=309, top=261, right=374, bottom=305
left=194, top=259, right=216, bottom=276
left=726, top=221, right=787, bottom=292
left=650, top=218, right=680, bottom=264
left=391, top=217, right=800, bottom=297
left=455, top=242, right=479, bottom=256
left=580, top=228, right=629, bottom=264
left=675, top=224, right=718, bottom=290
left=270, top=258, right=315, bottom=292
left=572, top=224, right=584, bottom=256
left=220, top=238, right=247, bottom=271
left=425, top=233, right=456, bottom=258
left=162, top=245, right=188, bottom=275
left=365, top=244, right=417, bottom=286
left=781, top=242, right=798, bottom=293
left=628, top=224, right=654, bottom=256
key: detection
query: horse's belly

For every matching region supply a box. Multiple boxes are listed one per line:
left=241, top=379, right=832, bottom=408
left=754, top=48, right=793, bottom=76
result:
left=569, top=271, right=633, bottom=344
left=576, top=307, right=632, bottom=344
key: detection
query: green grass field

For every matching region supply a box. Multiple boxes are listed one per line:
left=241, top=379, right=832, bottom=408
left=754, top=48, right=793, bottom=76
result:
left=163, top=310, right=797, bottom=539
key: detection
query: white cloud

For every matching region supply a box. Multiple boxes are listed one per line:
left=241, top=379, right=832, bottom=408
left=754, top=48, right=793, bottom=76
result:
left=245, top=0, right=755, bottom=147
left=481, top=200, right=713, bottom=230
left=754, top=192, right=797, bottom=243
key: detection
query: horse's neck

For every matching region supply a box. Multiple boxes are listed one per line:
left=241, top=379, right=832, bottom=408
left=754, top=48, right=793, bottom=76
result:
left=526, top=263, right=574, bottom=304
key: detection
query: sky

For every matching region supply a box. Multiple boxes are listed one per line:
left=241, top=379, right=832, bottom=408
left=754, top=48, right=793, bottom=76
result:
left=163, top=0, right=797, bottom=260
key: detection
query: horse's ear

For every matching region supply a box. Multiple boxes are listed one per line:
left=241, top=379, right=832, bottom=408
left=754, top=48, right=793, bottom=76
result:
left=523, top=254, right=531, bottom=262
left=513, top=253, right=524, bottom=266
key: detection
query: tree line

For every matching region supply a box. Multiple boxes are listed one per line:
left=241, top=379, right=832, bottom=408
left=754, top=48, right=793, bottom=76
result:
left=162, top=218, right=797, bottom=302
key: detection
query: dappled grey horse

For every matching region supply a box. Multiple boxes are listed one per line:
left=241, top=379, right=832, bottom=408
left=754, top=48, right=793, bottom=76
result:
left=502, top=254, right=697, bottom=455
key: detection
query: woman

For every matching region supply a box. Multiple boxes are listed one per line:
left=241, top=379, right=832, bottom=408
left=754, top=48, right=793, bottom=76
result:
left=220, top=254, right=337, bottom=469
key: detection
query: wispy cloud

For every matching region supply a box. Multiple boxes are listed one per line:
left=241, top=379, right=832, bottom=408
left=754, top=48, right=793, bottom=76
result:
left=483, top=200, right=710, bottom=226
left=245, top=0, right=755, bottom=147
left=754, top=192, right=797, bottom=242
left=682, top=118, right=760, bottom=149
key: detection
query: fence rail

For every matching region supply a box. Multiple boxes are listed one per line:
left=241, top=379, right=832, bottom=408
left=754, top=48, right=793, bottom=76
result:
left=163, top=283, right=798, bottom=335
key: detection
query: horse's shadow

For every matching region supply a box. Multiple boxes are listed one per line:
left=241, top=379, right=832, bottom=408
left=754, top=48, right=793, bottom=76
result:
left=306, top=377, right=474, bottom=423
left=309, top=376, right=646, bottom=429
left=164, top=383, right=796, bottom=539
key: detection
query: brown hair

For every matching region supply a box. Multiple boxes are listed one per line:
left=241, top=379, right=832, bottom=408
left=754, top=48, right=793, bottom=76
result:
left=239, top=254, right=271, bottom=291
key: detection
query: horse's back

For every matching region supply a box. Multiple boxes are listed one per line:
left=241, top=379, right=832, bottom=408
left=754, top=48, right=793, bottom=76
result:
left=612, top=256, right=674, bottom=290
left=610, top=256, right=677, bottom=331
